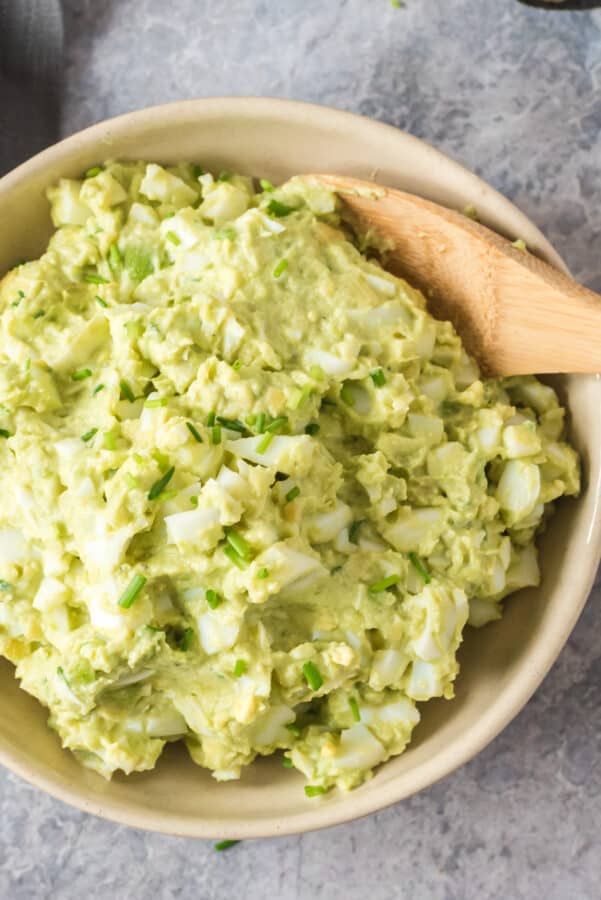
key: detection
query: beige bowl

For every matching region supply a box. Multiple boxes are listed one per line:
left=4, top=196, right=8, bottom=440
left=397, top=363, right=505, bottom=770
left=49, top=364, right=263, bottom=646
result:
left=0, top=98, right=599, bottom=839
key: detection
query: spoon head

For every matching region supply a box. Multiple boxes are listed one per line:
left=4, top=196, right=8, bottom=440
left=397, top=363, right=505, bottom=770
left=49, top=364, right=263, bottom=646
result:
left=312, top=174, right=503, bottom=373
left=311, top=174, right=599, bottom=377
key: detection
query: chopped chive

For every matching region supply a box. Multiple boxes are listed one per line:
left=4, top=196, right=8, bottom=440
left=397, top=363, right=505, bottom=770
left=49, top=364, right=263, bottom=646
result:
left=285, top=486, right=300, bottom=503
left=166, top=230, right=181, bottom=246
left=409, top=552, right=431, bottom=584
left=0, top=580, right=12, bottom=591
left=257, top=567, right=269, bottom=579
left=84, top=165, right=103, bottom=178
left=144, top=397, right=167, bottom=408
left=255, top=412, right=266, bottom=434
left=92, top=383, right=105, bottom=396
left=245, top=414, right=257, bottom=426
left=95, top=295, right=108, bottom=308
left=260, top=178, right=275, bottom=192
left=217, top=171, right=231, bottom=182
left=273, top=258, right=288, bottom=278
left=233, top=659, right=247, bottom=678
left=215, top=416, right=247, bottom=434
left=282, top=756, right=294, bottom=768
left=206, top=411, right=216, bottom=426
left=256, top=431, right=274, bottom=454
left=349, top=520, right=364, bottom=543
left=148, top=466, right=175, bottom=500
left=231, top=358, right=242, bottom=371
left=179, top=627, right=194, bottom=651
left=163, top=211, right=176, bottom=219
left=214, top=840, right=240, bottom=852
left=286, top=722, right=301, bottom=736
left=224, top=527, right=251, bottom=560
left=304, top=785, right=327, bottom=797
left=205, top=588, right=222, bottom=609
left=340, top=384, right=356, bottom=407
left=265, top=415, right=288, bottom=434
left=119, top=380, right=136, bottom=403
left=290, top=384, right=313, bottom=410
left=440, top=400, right=462, bottom=416
left=211, top=425, right=222, bottom=445
left=81, top=427, right=98, bottom=442
left=370, top=368, right=386, bottom=388
left=191, top=164, right=203, bottom=179
left=152, top=451, right=170, bottom=472
left=123, top=246, right=153, bottom=282
left=82, top=270, right=109, bottom=285
left=108, top=243, right=123, bottom=273
left=266, top=199, right=297, bottom=218
left=304, top=422, right=320, bottom=436
left=224, top=545, right=248, bottom=570
left=0, top=429, right=11, bottom=439
left=118, top=574, right=147, bottom=609
left=124, top=473, right=139, bottom=489
left=348, top=696, right=361, bottom=722
left=32, top=310, right=45, bottom=319
left=214, top=227, right=236, bottom=240
left=302, top=661, right=323, bottom=691
left=103, top=430, right=116, bottom=450
left=186, top=422, right=203, bottom=443
left=368, top=574, right=400, bottom=594
left=190, top=495, right=199, bottom=507
left=72, top=368, right=92, bottom=382
left=309, top=365, right=325, bottom=380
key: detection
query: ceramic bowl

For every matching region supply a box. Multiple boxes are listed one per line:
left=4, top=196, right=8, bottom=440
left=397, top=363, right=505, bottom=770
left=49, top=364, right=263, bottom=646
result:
left=0, top=98, right=599, bottom=838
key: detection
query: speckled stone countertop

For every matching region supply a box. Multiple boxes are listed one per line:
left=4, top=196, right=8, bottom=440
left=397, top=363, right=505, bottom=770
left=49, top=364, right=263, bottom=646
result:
left=2, top=2, right=601, bottom=897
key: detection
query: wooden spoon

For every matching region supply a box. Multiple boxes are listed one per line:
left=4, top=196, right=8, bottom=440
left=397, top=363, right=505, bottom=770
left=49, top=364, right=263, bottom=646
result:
left=313, top=174, right=601, bottom=376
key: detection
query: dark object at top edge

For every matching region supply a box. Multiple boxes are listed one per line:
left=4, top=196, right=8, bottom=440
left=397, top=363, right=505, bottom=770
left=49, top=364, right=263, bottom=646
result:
left=517, top=0, right=601, bottom=9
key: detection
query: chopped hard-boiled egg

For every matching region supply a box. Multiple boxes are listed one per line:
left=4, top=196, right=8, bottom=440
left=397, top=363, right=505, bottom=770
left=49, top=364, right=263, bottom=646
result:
left=0, top=162, right=579, bottom=794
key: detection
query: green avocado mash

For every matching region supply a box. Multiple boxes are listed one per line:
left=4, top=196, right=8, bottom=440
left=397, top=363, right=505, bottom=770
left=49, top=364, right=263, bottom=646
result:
left=0, top=163, right=579, bottom=791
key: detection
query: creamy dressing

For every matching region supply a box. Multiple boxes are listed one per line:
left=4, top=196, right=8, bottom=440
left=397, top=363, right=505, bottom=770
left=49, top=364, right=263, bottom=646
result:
left=0, top=163, right=579, bottom=791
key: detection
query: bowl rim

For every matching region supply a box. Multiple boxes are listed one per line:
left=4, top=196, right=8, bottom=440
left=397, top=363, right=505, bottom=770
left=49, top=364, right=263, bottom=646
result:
left=0, top=96, right=599, bottom=839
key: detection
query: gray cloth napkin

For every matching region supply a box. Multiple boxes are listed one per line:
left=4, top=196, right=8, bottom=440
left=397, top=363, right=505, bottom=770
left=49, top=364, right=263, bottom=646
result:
left=0, top=0, right=63, bottom=176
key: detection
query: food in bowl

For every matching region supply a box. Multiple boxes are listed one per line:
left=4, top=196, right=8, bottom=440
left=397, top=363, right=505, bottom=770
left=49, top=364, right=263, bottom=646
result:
left=0, top=162, right=579, bottom=793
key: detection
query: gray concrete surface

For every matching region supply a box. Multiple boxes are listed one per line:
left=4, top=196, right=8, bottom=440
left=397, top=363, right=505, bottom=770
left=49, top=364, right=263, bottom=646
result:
left=1, top=1, right=600, bottom=897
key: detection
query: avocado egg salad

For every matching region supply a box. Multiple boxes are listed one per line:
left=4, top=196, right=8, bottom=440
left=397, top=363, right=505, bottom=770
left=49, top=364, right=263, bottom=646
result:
left=0, top=162, right=579, bottom=793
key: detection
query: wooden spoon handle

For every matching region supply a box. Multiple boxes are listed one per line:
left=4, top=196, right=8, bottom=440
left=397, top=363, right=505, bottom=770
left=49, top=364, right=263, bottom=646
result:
left=317, top=174, right=601, bottom=376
